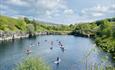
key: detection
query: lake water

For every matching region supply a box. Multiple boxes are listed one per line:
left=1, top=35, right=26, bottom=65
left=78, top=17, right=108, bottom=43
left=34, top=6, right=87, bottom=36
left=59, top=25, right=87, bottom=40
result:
left=0, top=35, right=113, bottom=70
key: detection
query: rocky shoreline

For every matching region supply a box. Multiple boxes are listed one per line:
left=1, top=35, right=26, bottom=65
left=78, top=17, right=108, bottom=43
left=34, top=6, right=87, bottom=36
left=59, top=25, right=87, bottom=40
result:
left=0, top=31, right=70, bottom=41
left=0, top=30, right=95, bottom=41
left=0, top=31, right=28, bottom=41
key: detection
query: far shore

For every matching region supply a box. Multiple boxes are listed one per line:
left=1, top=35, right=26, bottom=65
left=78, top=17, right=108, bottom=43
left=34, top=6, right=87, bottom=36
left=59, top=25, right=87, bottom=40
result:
left=0, top=31, right=71, bottom=41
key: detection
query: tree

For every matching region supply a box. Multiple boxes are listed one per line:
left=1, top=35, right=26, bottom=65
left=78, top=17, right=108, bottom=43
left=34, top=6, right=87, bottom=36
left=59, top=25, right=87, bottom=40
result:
left=112, top=26, right=115, bottom=38
left=27, top=24, right=34, bottom=33
left=24, top=17, right=30, bottom=24
left=97, top=20, right=112, bottom=37
left=32, top=19, right=37, bottom=31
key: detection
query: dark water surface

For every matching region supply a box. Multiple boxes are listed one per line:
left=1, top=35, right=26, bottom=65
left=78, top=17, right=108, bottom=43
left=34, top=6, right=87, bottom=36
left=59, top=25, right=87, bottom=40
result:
left=0, top=35, right=113, bottom=70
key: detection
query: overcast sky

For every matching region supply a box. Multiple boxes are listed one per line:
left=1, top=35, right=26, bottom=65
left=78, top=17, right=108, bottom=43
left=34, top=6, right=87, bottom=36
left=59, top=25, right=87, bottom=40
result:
left=0, top=0, right=115, bottom=24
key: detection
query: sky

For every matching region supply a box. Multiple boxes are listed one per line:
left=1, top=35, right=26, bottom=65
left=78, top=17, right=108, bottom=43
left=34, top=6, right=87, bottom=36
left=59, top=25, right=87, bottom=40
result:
left=0, top=0, right=115, bottom=24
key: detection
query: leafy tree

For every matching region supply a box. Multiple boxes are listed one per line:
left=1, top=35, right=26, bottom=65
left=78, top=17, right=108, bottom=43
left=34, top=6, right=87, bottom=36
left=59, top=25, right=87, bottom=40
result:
left=32, top=19, right=37, bottom=31
left=98, top=20, right=112, bottom=37
left=27, top=24, right=34, bottom=34
left=112, top=26, right=115, bottom=38
left=24, top=17, right=31, bottom=24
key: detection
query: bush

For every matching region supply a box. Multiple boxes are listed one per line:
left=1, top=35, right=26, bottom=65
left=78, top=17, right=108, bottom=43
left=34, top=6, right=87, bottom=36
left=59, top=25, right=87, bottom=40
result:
left=15, top=57, right=51, bottom=70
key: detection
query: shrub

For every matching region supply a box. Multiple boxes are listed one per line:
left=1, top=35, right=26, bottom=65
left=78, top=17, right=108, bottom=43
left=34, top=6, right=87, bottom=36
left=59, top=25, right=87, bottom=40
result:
left=15, top=57, right=51, bottom=70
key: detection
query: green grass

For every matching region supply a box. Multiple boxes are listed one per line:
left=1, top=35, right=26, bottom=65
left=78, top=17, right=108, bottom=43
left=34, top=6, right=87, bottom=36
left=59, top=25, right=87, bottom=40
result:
left=15, top=57, right=51, bottom=70
left=0, top=15, right=27, bottom=31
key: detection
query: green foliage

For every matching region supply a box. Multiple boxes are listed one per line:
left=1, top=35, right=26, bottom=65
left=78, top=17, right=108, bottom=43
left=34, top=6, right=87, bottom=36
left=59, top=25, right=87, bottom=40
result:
left=112, top=29, right=115, bottom=38
left=107, top=17, right=115, bottom=22
left=15, top=19, right=27, bottom=31
left=32, top=20, right=37, bottom=31
left=27, top=24, right=35, bottom=33
left=0, top=15, right=27, bottom=31
left=95, top=20, right=115, bottom=61
left=24, top=17, right=31, bottom=24
left=71, top=22, right=98, bottom=36
left=15, top=57, right=51, bottom=70
left=97, top=20, right=112, bottom=37
left=0, top=15, right=72, bottom=33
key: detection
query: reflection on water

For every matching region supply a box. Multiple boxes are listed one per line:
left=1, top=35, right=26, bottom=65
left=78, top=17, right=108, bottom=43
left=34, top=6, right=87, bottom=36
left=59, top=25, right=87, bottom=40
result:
left=0, top=35, right=113, bottom=70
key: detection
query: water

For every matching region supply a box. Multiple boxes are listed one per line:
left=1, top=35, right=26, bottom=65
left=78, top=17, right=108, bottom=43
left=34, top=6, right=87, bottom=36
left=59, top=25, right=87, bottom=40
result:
left=0, top=35, right=113, bottom=70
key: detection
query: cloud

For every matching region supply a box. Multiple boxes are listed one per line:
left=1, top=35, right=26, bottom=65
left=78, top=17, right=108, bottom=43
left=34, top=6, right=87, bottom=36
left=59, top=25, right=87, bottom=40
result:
left=64, top=9, right=74, bottom=17
left=0, top=4, right=8, bottom=9
left=81, top=4, right=115, bottom=17
left=108, top=4, right=115, bottom=13
left=92, top=13, right=103, bottom=17
left=33, top=0, right=75, bottom=18
left=36, top=0, right=67, bottom=10
left=45, top=10, right=53, bottom=18
left=0, top=4, right=18, bottom=15
left=6, top=0, right=29, bottom=6
left=93, top=5, right=108, bottom=13
left=1, top=0, right=76, bottom=19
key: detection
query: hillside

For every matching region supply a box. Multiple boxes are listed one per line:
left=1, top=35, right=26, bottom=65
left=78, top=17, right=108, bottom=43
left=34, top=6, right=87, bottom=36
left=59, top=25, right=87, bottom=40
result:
left=0, top=15, right=72, bottom=32
left=0, top=15, right=27, bottom=31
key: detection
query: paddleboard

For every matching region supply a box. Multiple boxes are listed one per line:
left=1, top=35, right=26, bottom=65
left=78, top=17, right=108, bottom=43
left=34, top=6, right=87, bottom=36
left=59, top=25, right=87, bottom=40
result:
left=54, top=59, right=61, bottom=64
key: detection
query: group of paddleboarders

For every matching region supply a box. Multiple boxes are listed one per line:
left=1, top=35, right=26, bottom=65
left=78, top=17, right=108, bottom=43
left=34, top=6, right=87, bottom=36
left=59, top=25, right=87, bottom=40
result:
left=25, top=39, right=64, bottom=65
left=49, top=40, right=65, bottom=65
left=58, top=41, right=65, bottom=52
